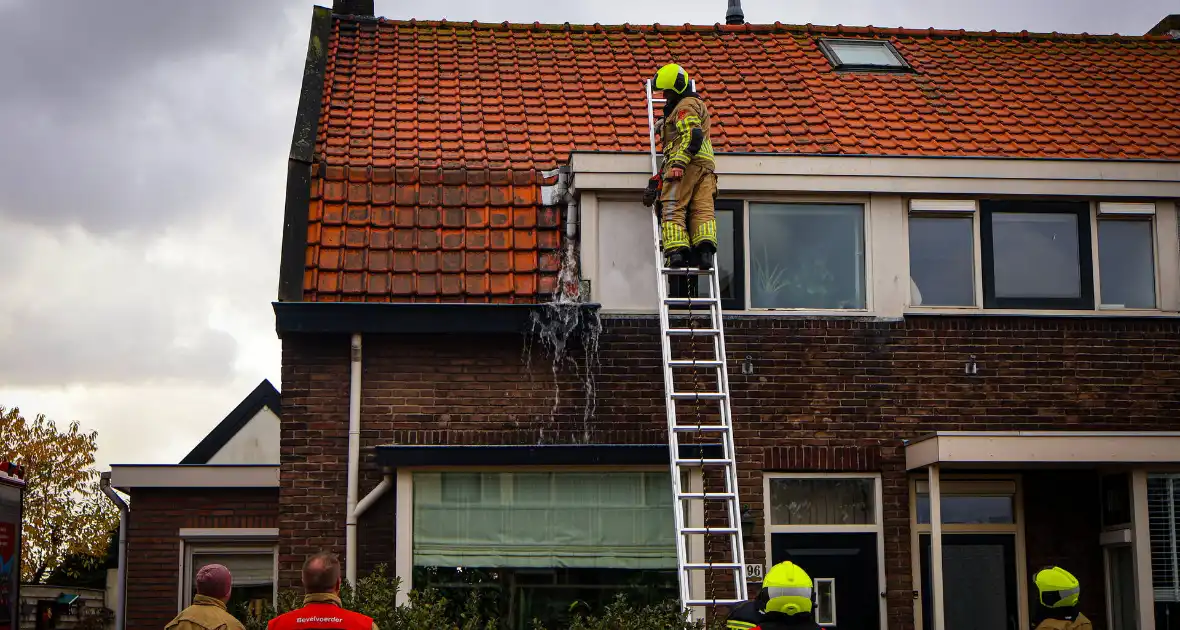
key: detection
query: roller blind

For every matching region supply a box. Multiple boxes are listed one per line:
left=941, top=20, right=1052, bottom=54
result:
left=191, top=552, right=275, bottom=587
left=1148, top=474, right=1180, bottom=602
left=413, top=471, right=675, bottom=570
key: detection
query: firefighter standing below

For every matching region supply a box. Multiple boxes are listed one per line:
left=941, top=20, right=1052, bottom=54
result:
left=645, top=63, right=719, bottom=271
left=727, top=561, right=821, bottom=630
left=165, top=564, right=246, bottom=630
left=1032, top=566, right=1092, bottom=630
left=267, top=553, right=378, bottom=630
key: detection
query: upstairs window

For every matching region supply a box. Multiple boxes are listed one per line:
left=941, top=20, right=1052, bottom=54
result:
left=818, top=39, right=911, bottom=71
left=981, top=200, right=1094, bottom=310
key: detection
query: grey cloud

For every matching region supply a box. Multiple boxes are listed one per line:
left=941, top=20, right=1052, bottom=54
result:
left=0, top=0, right=304, bottom=233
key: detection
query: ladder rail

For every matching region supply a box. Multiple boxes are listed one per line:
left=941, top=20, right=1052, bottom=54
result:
left=647, top=78, right=694, bottom=610
left=645, top=77, right=749, bottom=615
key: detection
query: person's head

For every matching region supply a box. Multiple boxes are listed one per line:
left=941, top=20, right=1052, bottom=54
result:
left=653, top=63, right=691, bottom=101
left=195, top=564, right=233, bottom=603
left=1034, top=566, right=1080, bottom=610
left=758, top=561, right=813, bottom=617
left=302, top=552, right=342, bottom=595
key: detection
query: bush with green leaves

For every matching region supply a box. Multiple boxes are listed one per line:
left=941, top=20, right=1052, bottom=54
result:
left=236, top=565, right=723, bottom=630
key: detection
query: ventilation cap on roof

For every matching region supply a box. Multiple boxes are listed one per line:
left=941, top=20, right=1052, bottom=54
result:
left=726, top=0, right=745, bottom=25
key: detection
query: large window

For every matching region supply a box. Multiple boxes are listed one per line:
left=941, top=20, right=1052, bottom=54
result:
left=412, top=471, right=676, bottom=628
left=908, top=199, right=1160, bottom=312
left=748, top=203, right=866, bottom=310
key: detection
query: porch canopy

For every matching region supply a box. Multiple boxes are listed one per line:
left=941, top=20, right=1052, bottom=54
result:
left=904, top=431, right=1180, bottom=630
left=905, top=430, right=1180, bottom=470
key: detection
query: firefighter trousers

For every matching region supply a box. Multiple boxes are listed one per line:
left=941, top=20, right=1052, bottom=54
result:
left=659, top=163, right=718, bottom=252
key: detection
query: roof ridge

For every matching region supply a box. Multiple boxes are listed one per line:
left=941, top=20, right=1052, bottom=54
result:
left=332, top=14, right=1176, bottom=42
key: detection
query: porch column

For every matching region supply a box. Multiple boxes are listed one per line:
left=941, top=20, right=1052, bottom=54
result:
left=394, top=469, right=413, bottom=607
left=929, top=464, right=946, bottom=630
left=1131, top=470, right=1156, bottom=630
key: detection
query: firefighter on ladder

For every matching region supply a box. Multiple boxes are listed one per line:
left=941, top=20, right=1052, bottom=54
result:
left=643, top=63, right=719, bottom=275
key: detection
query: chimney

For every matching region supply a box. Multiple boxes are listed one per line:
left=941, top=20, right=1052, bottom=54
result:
left=332, top=0, right=375, bottom=16
left=1147, top=14, right=1180, bottom=37
left=726, top=0, right=745, bottom=25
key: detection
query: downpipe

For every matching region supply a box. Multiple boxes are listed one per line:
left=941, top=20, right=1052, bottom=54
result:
left=99, top=472, right=127, bottom=630
left=345, top=333, right=362, bottom=586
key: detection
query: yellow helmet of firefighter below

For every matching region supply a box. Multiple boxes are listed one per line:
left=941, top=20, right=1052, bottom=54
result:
left=1034, top=566, right=1081, bottom=609
left=762, top=561, right=814, bottom=615
left=654, top=63, right=690, bottom=94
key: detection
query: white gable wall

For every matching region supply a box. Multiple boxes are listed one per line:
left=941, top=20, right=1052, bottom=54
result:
left=206, top=406, right=280, bottom=465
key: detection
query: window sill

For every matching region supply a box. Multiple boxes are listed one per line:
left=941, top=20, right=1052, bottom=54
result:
left=905, top=307, right=1179, bottom=318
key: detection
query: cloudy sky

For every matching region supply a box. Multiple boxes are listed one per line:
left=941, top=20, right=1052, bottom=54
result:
left=0, top=0, right=1173, bottom=470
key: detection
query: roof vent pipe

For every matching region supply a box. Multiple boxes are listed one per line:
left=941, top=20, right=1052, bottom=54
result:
left=726, top=0, right=745, bottom=25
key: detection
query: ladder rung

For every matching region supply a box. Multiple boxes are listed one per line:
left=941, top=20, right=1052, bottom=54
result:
left=683, top=562, right=744, bottom=570
left=674, top=458, right=734, bottom=467
left=664, top=297, right=719, bottom=307
left=672, top=425, right=731, bottom=433
left=667, top=359, right=723, bottom=368
left=677, top=491, right=737, bottom=500
left=686, top=598, right=748, bottom=607
left=661, top=267, right=713, bottom=276
left=667, top=328, right=720, bottom=336
left=681, top=527, right=740, bottom=534
left=670, top=392, right=727, bottom=401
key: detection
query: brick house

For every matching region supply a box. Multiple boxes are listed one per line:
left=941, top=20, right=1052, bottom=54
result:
left=111, top=3, right=1180, bottom=630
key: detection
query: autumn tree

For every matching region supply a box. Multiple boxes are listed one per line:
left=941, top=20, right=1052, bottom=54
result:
left=0, top=407, right=118, bottom=583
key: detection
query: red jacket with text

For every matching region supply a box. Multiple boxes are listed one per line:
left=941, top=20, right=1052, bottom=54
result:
left=267, top=594, right=377, bottom=630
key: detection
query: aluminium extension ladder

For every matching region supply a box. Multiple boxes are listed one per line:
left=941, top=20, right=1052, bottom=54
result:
left=644, top=78, right=750, bottom=614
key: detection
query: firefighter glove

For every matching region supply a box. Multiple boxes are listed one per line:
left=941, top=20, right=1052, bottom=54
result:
left=642, top=175, right=661, bottom=207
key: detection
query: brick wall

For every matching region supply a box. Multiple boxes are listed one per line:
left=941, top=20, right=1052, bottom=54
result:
left=280, top=315, right=1180, bottom=626
left=125, top=488, right=278, bottom=630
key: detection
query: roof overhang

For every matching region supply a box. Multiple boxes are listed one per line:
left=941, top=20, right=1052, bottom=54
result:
left=376, top=444, right=721, bottom=468
left=109, top=465, right=279, bottom=492
left=905, top=431, right=1180, bottom=470
left=569, top=152, right=1180, bottom=198
left=273, top=301, right=601, bottom=337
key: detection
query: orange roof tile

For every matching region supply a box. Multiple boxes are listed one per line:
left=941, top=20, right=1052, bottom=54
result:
left=301, top=16, right=1180, bottom=302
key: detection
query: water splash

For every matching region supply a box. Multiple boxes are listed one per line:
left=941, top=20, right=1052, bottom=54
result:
left=525, top=239, right=602, bottom=444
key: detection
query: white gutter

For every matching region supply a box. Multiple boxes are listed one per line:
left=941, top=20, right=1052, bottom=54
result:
left=345, top=333, right=362, bottom=586
left=355, top=471, right=394, bottom=520
left=99, top=472, right=127, bottom=630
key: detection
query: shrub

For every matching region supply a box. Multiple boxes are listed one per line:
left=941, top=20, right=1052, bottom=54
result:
left=238, top=565, right=722, bottom=630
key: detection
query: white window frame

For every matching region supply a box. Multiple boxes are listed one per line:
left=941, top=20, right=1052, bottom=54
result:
left=394, top=466, right=694, bottom=608
left=177, top=528, right=278, bottom=612
left=761, top=472, right=887, bottom=630
left=908, top=475, right=1028, bottom=630
left=739, top=196, right=875, bottom=315
left=814, top=577, right=837, bottom=627
left=905, top=199, right=1175, bottom=316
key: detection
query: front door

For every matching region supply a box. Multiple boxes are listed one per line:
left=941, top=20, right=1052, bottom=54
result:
left=920, top=534, right=1019, bottom=630
left=772, top=532, right=880, bottom=629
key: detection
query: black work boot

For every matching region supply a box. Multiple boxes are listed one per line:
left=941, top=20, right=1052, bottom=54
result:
left=664, top=247, right=690, bottom=269
left=694, top=242, right=716, bottom=271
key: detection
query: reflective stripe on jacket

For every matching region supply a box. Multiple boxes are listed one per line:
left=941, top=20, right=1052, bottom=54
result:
left=660, top=96, right=715, bottom=172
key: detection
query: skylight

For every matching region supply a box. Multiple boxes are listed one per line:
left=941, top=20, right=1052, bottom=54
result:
left=818, top=39, right=911, bottom=71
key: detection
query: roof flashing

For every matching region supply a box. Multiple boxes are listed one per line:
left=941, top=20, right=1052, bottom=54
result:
left=817, top=38, right=914, bottom=73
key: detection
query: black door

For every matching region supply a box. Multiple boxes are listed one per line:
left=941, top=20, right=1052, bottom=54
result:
left=771, top=532, right=880, bottom=629
left=920, top=534, right=1018, bottom=630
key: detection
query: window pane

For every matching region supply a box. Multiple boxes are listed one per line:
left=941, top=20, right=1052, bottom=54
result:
left=1099, top=219, right=1156, bottom=309
left=769, top=478, right=875, bottom=525
left=909, top=215, right=975, bottom=306
left=749, top=204, right=865, bottom=309
left=916, top=494, right=1014, bottom=524
left=815, top=579, right=836, bottom=624
left=991, top=212, right=1081, bottom=299
left=828, top=41, right=902, bottom=66
left=716, top=208, right=736, bottom=301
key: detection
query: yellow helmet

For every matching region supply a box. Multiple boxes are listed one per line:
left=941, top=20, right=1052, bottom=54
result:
left=1034, top=566, right=1080, bottom=609
left=653, top=63, right=690, bottom=94
left=761, top=561, right=813, bottom=615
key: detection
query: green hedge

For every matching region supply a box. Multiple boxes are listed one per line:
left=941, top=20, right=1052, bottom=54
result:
left=237, top=565, right=724, bottom=630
